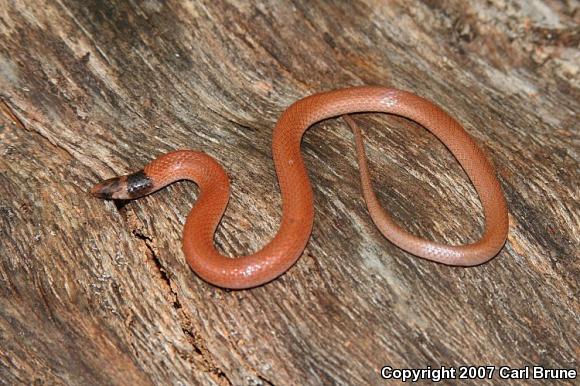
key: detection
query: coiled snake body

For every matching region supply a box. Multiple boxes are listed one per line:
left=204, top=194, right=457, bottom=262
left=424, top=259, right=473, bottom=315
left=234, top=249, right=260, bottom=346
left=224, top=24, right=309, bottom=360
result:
left=92, top=87, right=509, bottom=289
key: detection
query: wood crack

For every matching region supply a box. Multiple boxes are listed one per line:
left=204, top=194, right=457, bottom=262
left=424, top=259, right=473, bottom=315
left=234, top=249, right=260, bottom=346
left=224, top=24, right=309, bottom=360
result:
left=129, top=226, right=233, bottom=386
left=2, top=0, right=577, bottom=383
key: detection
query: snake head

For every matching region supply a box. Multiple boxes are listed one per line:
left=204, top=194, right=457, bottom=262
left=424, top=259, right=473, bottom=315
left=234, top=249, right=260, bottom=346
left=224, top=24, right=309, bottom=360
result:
left=91, top=170, right=154, bottom=200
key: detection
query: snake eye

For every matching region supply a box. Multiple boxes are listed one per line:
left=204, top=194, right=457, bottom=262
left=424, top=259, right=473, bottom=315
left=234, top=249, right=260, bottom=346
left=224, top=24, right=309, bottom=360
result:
left=91, top=170, right=154, bottom=200
left=91, top=176, right=126, bottom=200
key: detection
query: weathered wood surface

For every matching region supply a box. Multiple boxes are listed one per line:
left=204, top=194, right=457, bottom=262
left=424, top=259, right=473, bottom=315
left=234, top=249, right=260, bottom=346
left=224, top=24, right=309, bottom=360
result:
left=0, top=0, right=578, bottom=384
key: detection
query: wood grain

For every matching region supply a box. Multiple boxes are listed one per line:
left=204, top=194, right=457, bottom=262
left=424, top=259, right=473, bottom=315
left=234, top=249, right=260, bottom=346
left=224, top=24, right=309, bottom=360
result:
left=0, top=0, right=578, bottom=384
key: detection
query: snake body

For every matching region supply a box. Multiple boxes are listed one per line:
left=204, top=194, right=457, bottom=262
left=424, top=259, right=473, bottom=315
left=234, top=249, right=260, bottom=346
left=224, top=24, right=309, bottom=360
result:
left=92, top=87, right=509, bottom=289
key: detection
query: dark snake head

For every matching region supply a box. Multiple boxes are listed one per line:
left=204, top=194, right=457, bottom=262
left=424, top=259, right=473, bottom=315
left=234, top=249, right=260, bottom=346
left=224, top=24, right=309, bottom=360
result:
left=91, top=170, right=154, bottom=200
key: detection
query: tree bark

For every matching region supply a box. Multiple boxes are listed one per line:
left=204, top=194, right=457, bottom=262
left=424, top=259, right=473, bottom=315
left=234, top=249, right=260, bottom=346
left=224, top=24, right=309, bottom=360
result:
left=0, top=0, right=578, bottom=385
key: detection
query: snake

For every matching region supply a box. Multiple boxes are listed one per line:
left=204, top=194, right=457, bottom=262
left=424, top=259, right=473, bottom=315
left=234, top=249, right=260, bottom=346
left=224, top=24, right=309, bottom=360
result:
left=91, top=86, right=509, bottom=289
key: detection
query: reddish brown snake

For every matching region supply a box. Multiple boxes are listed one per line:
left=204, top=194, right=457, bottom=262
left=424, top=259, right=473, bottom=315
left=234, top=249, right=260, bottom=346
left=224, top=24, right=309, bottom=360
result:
left=92, top=87, right=509, bottom=289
